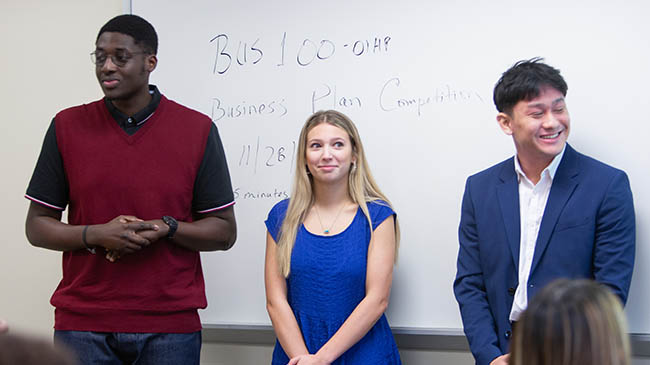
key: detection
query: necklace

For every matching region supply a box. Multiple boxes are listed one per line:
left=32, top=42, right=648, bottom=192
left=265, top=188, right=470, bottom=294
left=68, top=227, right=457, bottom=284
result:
left=314, top=203, right=347, bottom=234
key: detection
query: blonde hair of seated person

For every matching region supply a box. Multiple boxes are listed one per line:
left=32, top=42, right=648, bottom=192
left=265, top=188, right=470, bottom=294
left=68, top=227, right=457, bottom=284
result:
left=511, top=278, right=630, bottom=365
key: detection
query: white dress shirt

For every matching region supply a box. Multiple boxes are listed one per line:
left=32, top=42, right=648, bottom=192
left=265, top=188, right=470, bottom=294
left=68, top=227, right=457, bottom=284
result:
left=509, top=145, right=566, bottom=322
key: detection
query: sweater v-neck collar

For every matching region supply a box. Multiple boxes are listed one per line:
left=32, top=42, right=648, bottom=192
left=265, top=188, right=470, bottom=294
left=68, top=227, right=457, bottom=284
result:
left=103, top=94, right=166, bottom=145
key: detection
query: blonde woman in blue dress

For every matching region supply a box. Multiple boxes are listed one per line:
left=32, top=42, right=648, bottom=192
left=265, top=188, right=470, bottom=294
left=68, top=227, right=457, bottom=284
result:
left=264, top=110, right=401, bottom=364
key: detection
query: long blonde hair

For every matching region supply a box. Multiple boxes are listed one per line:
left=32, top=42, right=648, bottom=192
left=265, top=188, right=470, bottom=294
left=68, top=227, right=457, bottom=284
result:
left=511, top=279, right=631, bottom=365
left=276, top=110, right=400, bottom=277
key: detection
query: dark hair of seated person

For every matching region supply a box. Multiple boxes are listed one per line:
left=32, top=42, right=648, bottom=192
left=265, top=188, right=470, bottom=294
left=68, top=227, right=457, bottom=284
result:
left=0, top=333, right=77, bottom=365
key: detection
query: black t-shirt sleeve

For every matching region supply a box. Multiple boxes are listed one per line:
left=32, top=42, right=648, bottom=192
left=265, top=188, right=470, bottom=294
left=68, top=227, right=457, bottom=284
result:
left=25, top=118, right=69, bottom=210
left=192, top=123, right=235, bottom=212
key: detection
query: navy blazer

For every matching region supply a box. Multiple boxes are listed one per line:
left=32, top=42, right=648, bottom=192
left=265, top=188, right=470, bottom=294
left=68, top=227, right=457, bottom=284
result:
left=453, top=144, right=635, bottom=365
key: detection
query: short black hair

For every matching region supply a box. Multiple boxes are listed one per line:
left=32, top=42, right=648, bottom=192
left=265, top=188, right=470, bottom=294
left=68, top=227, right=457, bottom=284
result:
left=493, top=57, right=568, bottom=115
left=97, top=14, right=158, bottom=55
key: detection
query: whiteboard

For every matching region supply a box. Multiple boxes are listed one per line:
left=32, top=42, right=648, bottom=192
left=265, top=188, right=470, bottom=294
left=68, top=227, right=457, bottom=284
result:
left=131, top=0, right=650, bottom=332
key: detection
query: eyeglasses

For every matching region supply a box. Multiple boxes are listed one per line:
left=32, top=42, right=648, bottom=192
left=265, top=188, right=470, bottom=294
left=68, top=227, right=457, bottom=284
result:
left=90, top=50, right=147, bottom=67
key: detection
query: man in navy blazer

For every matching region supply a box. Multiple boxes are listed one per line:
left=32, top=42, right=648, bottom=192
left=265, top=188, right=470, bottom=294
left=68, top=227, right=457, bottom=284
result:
left=453, top=58, right=635, bottom=365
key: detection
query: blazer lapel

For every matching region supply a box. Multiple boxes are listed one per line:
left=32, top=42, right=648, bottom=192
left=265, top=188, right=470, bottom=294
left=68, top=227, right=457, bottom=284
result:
left=530, top=144, right=580, bottom=275
left=496, top=158, right=521, bottom=269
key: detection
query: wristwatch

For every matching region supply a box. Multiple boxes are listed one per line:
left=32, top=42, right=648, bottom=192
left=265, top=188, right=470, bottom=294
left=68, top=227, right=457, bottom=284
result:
left=162, top=215, right=178, bottom=239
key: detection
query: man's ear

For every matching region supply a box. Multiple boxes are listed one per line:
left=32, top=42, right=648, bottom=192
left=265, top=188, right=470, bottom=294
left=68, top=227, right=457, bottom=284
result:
left=496, top=112, right=513, bottom=135
left=146, top=54, right=157, bottom=72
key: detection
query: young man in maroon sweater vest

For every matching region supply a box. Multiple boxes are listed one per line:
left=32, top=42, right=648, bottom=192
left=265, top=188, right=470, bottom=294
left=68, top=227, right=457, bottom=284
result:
left=25, top=14, right=237, bottom=364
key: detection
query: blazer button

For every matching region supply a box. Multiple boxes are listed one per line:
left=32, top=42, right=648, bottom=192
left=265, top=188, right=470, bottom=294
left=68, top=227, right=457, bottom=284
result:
left=505, top=330, right=512, bottom=339
left=508, top=287, right=516, bottom=296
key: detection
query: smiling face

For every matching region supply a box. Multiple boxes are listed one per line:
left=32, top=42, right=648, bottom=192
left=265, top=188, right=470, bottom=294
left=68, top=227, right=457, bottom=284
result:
left=94, top=31, right=156, bottom=105
left=497, top=85, right=570, bottom=175
left=305, top=122, right=356, bottom=186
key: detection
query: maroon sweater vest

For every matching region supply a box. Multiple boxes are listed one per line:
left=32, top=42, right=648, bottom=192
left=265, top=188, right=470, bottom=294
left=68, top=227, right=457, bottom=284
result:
left=52, top=96, right=212, bottom=332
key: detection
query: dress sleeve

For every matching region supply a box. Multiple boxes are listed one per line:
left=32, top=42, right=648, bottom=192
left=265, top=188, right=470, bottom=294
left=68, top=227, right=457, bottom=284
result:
left=369, top=200, right=396, bottom=231
left=265, top=199, right=289, bottom=242
left=25, top=118, right=69, bottom=210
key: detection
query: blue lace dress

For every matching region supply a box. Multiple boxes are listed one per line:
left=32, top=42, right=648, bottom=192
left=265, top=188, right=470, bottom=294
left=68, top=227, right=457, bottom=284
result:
left=265, top=199, right=401, bottom=365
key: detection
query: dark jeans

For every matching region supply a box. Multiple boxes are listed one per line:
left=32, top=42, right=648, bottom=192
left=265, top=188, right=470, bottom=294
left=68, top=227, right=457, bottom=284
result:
left=54, top=330, right=201, bottom=365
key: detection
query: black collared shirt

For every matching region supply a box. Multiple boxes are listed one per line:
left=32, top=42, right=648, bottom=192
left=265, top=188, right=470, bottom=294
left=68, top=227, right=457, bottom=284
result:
left=105, top=85, right=162, bottom=135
